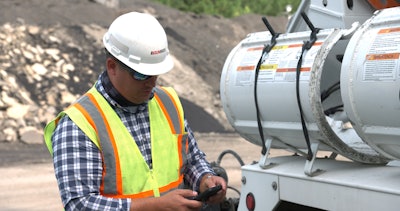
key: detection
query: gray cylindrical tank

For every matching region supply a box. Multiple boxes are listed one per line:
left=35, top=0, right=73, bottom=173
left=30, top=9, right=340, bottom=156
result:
left=341, top=7, right=400, bottom=160
left=220, top=9, right=400, bottom=164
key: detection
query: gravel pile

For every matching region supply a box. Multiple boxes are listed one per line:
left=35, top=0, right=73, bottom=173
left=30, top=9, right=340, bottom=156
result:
left=0, top=0, right=289, bottom=144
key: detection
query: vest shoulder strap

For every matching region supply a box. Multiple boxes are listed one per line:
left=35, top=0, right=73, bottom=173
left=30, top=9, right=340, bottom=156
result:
left=154, top=87, right=185, bottom=134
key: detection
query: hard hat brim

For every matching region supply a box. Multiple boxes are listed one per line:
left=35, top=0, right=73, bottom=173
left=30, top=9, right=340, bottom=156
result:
left=115, top=53, right=174, bottom=76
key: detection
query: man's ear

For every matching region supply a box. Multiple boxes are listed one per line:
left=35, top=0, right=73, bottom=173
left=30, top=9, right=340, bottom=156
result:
left=106, top=58, right=118, bottom=76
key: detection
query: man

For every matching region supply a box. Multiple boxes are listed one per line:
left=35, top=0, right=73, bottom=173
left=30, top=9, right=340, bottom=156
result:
left=44, top=11, right=226, bottom=210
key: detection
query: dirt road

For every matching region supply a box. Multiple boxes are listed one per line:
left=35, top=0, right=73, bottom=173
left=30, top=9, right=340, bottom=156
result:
left=0, top=162, right=62, bottom=211
left=0, top=133, right=294, bottom=210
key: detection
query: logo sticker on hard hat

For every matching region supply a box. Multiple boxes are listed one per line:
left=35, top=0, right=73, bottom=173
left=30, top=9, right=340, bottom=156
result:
left=151, top=48, right=166, bottom=55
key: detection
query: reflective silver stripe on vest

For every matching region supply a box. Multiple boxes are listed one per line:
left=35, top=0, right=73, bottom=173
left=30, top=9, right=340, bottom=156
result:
left=154, top=88, right=182, bottom=134
left=154, top=88, right=188, bottom=188
left=180, top=133, right=188, bottom=174
left=76, top=95, right=118, bottom=194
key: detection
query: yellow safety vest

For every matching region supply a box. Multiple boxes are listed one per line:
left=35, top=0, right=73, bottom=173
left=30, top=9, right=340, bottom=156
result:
left=44, top=86, right=188, bottom=199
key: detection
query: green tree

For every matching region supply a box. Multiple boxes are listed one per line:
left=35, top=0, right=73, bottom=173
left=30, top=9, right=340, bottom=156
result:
left=151, top=0, right=301, bottom=18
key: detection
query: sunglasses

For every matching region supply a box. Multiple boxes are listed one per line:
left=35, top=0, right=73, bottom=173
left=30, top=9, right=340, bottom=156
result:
left=126, top=68, right=152, bottom=81
left=116, top=59, right=152, bottom=81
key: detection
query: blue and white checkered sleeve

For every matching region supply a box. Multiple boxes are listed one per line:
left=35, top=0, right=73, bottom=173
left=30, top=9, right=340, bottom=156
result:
left=183, top=120, right=215, bottom=192
left=51, top=115, right=131, bottom=210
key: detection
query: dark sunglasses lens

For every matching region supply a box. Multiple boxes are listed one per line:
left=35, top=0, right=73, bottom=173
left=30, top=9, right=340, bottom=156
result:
left=133, top=70, right=151, bottom=81
left=118, top=60, right=151, bottom=81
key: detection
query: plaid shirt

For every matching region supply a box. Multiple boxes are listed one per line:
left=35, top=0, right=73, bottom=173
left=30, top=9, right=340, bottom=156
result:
left=51, top=71, right=214, bottom=210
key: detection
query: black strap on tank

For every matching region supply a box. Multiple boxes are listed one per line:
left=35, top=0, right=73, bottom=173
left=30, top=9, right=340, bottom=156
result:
left=254, top=17, right=280, bottom=155
left=296, top=12, right=320, bottom=161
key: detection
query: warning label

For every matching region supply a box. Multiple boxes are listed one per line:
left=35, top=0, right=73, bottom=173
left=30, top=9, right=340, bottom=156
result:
left=363, top=27, right=400, bottom=81
left=234, top=42, right=322, bottom=86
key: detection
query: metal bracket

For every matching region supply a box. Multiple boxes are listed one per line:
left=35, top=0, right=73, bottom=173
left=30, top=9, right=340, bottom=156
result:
left=304, top=143, right=322, bottom=176
left=259, top=138, right=273, bottom=169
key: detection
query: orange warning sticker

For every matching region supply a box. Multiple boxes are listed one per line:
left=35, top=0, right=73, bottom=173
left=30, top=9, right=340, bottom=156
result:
left=237, top=65, right=255, bottom=71
left=247, top=46, right=264, bottom=51
left=366, top=53, right=400, bottom=60
left=378, top=27, right=400, bottom=34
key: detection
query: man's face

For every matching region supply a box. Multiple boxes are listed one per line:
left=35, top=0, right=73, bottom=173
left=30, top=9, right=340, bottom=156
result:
left=107, top=58, right=158, bottom=104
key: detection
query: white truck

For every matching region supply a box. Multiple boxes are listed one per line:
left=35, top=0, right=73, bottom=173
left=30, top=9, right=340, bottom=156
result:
left=218, top=0, right=400, bottom=210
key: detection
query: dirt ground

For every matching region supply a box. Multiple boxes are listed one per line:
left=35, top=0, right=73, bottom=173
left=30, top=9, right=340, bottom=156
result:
left=0, top=133, right=296, bottom=210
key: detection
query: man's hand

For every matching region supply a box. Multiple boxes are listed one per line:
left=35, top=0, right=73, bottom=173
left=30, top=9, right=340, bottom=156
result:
left=130, top=189, right=203, bottom=211
left=199, top=174, right=227, bottom=204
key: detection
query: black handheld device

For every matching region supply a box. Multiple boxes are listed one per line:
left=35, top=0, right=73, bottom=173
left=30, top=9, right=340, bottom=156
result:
left=194, top=185, right=222, bottom=201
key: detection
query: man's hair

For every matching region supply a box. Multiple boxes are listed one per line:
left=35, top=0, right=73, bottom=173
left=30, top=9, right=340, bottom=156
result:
left=104, top=48, right=131, bottom=70
left=104, top=48, right=114, bottom=59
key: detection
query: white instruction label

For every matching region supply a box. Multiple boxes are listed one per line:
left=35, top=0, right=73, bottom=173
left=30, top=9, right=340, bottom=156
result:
left=363, top=27, right=400, bottom=81
left=234, top=42, right=322, bottom=86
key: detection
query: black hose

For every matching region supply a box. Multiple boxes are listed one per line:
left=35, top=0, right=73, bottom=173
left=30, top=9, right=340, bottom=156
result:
left=227, top=186, right=240, bottom=196
left=216, top=149, right=245, bottom=166
left=254, top=17, right=280, bottom=156
left=324, top=104, right=344, bottom=116
left=321, top=81, right=340, bottom=102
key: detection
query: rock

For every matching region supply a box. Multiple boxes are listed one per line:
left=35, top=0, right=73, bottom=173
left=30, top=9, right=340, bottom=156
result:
left=6, top=104, right=30, bottom=119
left=31, top=63, right=48, bottom=75
left=19, top=126, right=44, bottom=145
left=2, top=128, right=17, bottom=143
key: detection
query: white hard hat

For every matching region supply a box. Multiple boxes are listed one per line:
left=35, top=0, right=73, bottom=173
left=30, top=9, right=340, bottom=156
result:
left=103, top=12, right=174, bottom=76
